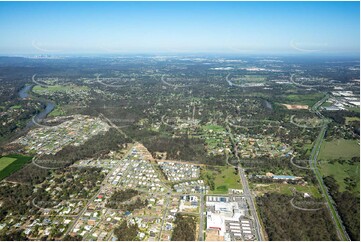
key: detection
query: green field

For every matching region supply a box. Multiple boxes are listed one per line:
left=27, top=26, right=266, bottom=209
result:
left=0, top=154, right=33, bottom=180
left=201, top=124, right=226, bottom=151
left=10, top=105, right=22, bottom=109
left=240, top=75, right=267, bottom=82
left=0, top=157, right=17, bottom=170
left=48, top=106, right=66, bottom=117
left=202, top=124, right=225, bottom=132
left=320, top=161, right=360, bottom=194
left=345, top=117, right=360, bottom=125
left=232, top=75, right=267, bottom=84
left=201, top=166, right=242, bottom=194
left=284, top=93, right=324, bottom=106
left=347, top=106, right=360, bottom=113
left=321, top=101, right=333, bottom=108
left=318, top=139, right=360, bottom=160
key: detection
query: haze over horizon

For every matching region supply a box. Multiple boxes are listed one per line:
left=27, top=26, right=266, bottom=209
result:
left=0, top=1, right=359, bottom=56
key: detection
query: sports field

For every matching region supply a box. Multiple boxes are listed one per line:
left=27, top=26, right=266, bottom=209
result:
left=0, top=154, right=32, bottom=180
left=0, top=157, right=17, bottom=170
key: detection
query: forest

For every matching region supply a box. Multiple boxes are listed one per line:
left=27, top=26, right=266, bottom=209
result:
left=114, top=221, right=139, bottom=241
left=171, top=214, right=197, bottom=241
left=106, top=189, right=147, bottom=212
left=324, top=176, right=360, bottom=241
left=244, top=157, right=317, bottom=184
left=256, top=193, right=338, bottom=241
left=40, top=128, right=131, bottom=164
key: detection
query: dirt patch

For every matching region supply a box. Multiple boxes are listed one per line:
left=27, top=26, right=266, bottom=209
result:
left=282, top=104, right=309, bottom=110
left=134, top=142, right=154, bottom=161
left=155, top=151, right=167, bottom=159
left=206, top=229, right=224, bottom=241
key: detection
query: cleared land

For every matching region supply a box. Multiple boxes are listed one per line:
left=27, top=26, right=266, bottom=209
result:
left=48, top=106, right=66, bottom=117
left=232, top=75, right=267, bottom=84
left=320, top=161, right=360, bottom=193
left=345, top=117, right=360, bottom=125
left=282, top=104, right=309, bottom=110
left=201, top=166, right=242, bottom=194
left=0, top=154, right=33, bottom=180
left=318, top=139, right=360, bottom=160
left=251, top=183, right=322, bottom=198
left=284, top=93, right=324, bottom=106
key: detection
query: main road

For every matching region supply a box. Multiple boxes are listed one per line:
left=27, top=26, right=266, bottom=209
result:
left=198, top=191, right=205, bottom=241
left=308, top=124, right=350, bottom=241
left=306, top=93, right=350, bottom=241
left=238, top=166, right=265, bottom=241
left=225, top=116, right=265, bottom=241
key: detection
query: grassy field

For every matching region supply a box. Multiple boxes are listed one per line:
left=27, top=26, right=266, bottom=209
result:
left=201, top=166, right=242, bottom=194
left=201, top=124, right=226, bottom=151
left=0, top=154, right=33, bottom=180
left=48, top=106, right=66, bottom=117
left=33, top=84, right=89, bottom=94
left=0, top=157, right=17, bottom=170
left=318, top=139, right=360, bottom=160
left=283, top=93, right=324, bottom=106
left=320, top=161, right=360, bottom=194
left=345, top=117, right=360, bottom=125
left=202, top=124, right=225, bottom=132
left=236, top=75, right=267, bottom=83
left=347, top=106, right=360, bottom=113
left=251, top=183, right=322, bottom=198
left=10, top=105, right=22, bottom=109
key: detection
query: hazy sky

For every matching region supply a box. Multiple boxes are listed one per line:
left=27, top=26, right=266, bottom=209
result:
left=0, top=1, right=359, bottom=55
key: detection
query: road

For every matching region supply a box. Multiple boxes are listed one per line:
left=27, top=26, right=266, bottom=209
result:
left=289, top=73, right=325, bottom=89
left=198, top=191, right=205, bottom=241
left=225, top=116, right=265, bottom=241
left=157, top=193, right=171, bottom=240
left=289, top=115, right=325, bottom=129
left=62, top=144, right=136, bottom=239
left=238, top=166, right=265, bottom=241
left=99, top=113, right=129, bottom=139
left=225, top=73, right=243, bottom=87
left=161, top=74, right=189, bottom=88
left=308, top=124, right=350, bottom=241
left=304, top=93, right=350, bottom=241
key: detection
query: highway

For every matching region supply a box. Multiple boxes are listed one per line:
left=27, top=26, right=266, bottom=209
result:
left=308, top=124, right=350, bottom=241
left=306, top=93, right=350, bottom=241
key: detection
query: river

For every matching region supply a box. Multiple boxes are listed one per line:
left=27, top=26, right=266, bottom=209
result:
left=263, top=100, right=273, bottom=111
left=18, top=85, right=55, bottom=127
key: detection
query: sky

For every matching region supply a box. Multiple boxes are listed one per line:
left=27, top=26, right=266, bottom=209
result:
left=0, top=1, right=359, bottom=55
